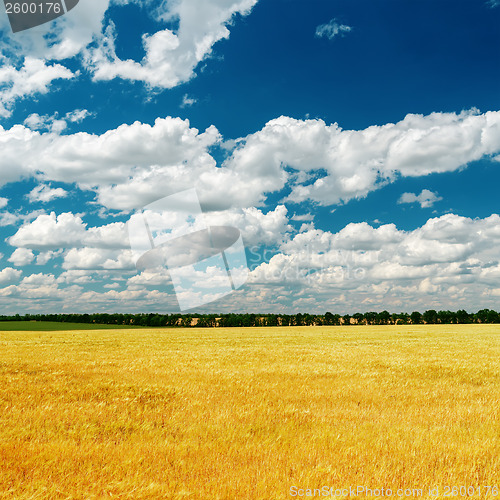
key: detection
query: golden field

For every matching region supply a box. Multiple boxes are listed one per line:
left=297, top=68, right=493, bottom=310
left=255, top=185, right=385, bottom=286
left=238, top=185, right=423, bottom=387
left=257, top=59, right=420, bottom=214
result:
left=1, top=324, right=500, bottom=499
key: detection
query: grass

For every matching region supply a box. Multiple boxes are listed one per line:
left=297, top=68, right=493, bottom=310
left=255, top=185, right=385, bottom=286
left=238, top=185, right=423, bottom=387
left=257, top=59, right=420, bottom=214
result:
left=1, top=325, right=500, bottom=499
left=0, top=321, right=138, bottom=331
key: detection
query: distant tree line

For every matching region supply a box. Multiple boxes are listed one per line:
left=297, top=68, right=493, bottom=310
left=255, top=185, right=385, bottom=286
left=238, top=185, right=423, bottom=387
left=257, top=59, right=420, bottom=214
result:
left=1, top=309, right=500, bottom=327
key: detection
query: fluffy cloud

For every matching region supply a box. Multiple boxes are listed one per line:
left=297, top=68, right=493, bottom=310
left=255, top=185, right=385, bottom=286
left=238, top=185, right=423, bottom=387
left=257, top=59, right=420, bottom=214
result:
left=57, top=270, right=96, bottom=284
left=0, top=209, right=47, bottom=228
left=0, top=117, right=225, bottom=209
left=3, top=211, right=500, bottom=312
left=0, top=267, right=22, bottom=284
left=315, top=19, right=352, bottom=40
left=181, top=94, right=197, bottom=108
left=8, top=205, right=292, bottom=269
left=9, top=212, right=87, bottom=249
left=3, top=107, right=500, bottom=313
left=0, top=272, right=84, bottom=302
left=248, top=213, right=500, bottom=312
left=8, top=248, right=34, bottom=266
left=36, top=250, right=63, bottom=265
left=0, top=0, right=257, bottom=116
left=3, top=109, right=500, bottom=211
left=202, top=205, right=292, bottom=246
left=291, top=213, right=314, bottom=222
left=21, top=273, right=57, bottom=287
left=24, top=113, right=68, bottom=133
left=8, top=212, right=129, bottom=250
left=0, top=266, right=177, bottom=313
left=65, top=109, right=92, bottom=123
left=27, top=185, right=68, bottom=203
left=87, top=0, right=258, bottom=88
left=128, top=268, right=172, bottom=288
left=0, top=58, right=75, bottom=117
left=228, top=109, right=500, bottom=206
left=23, top=109, right=91, bottom=133
left=0, top=212, right=20, bottom=227
left=398, top=189, right=443, bottom=208
left=0, top=0, right=106, bottom=115
left=62, top=248, right=135, bottom=270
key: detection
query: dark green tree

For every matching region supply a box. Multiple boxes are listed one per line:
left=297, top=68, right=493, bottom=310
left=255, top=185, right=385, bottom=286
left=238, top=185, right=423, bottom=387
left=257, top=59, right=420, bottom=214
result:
left=423, top=309, right=438, bottom=324
left=410, top=311, right=422, bottom=324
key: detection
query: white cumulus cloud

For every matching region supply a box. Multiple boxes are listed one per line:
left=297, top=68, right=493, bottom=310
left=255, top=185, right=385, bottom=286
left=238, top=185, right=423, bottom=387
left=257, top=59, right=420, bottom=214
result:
left=8, top=248, right=35, bottom=266
left=0, top=58, right=75, bottom=118
left=181, top=94, right=197, bottom=108
left=27, top=185, right=69, bottom=203
left=86, top=0, right=258, bottom=88
left=227, top=109, right=500, bottom=207
left=0, top=0, right=258, bottom=116
left=1, top=109, right=500, bottom=214
left=8, top=212, right=129, bottom=250
left=248, top=213, right=500, bottom=312
left=398, top=189, right=443, bottom=208
left=0, top=267, right=22, bottom=284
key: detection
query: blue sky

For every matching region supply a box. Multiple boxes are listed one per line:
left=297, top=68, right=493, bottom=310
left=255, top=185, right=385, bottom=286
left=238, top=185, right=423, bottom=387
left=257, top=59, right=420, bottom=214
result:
left=1, top=0, right=500, bottom=314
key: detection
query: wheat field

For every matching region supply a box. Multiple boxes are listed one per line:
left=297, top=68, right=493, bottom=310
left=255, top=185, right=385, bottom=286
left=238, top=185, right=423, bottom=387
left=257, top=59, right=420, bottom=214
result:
left=1, top=324, right=500, bottom=499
